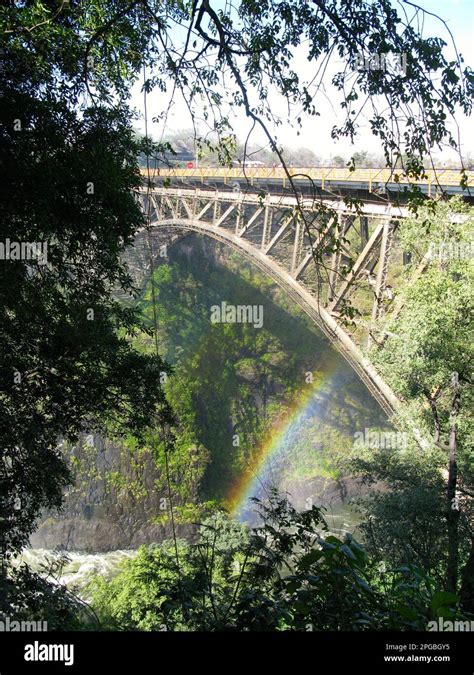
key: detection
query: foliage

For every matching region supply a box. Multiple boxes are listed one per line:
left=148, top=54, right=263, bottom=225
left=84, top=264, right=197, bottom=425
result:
left=0, top=561, right=96, bottom=631
left=90, top=495, right=470, bottom=631
left=352, top=199, right=474, bottom=605
left=0, top=2, right=173, bottom=558
left=136, top=0, right=473, bottom=181
left=348, top=444, right=469, bottom=584
left=373, top=198, right=473, bottom=503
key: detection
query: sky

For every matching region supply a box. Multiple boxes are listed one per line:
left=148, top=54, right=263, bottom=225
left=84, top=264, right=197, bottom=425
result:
left=131, top=0, right=474, bottom=162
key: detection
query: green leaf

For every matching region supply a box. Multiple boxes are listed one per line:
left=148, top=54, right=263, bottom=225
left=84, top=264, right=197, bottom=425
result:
left=293, top=600, right=311, bottom=616
left=340, top=544, right=357, bottom=560
left=430, top=591, right=459, bottom=613
left=300, top=550, right=322, bottom=568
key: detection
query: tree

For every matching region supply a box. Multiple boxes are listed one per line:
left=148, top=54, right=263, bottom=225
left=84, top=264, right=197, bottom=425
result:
left=0, top=2, right=174, bottom=563
left=280, top=147, right=320, bottom=167
left=137, top=0, right=472, bottom=183
left=362, top=198, right=474, bottom=603
left=0, top=558, right=97, bottom=630
left=332, top=155, right=346, bottom=168
left=352, top=150, right=369, bottom=167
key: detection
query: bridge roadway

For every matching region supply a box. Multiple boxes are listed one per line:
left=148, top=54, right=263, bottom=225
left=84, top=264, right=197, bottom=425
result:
left=141, top=166, right=473, bottom=201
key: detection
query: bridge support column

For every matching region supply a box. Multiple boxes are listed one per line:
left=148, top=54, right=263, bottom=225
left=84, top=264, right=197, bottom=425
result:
left=328, top=214, right=354, bottom=302
left=235, top=200, right=243, bottom=234
left=328, top=214, right=343, bottom=302
left=158, top=195, right=165, bottom=221
left=360, top=216, right=369, bottom=249
left=291, top=216, right=305, bottom=274
left=371, top=221, right=396, bottom=319
left=368, top=220, right=397, bottom=348
left=149, top=194, right=160, bottom=222
left=261, top=205, right=272, bottom=249
left=213, top=198, right=221, bottom=225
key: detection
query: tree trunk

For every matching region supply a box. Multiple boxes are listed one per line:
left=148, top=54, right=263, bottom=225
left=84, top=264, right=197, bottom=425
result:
left=446, top=373, right=460, bottom=593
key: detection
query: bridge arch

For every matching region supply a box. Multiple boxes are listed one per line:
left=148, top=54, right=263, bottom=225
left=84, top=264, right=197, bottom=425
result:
left=148, top=216, right=400, bottom=418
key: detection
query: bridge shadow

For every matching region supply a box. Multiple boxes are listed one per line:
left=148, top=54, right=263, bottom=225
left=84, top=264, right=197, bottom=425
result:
left=135, top=233, right=390, bottom=506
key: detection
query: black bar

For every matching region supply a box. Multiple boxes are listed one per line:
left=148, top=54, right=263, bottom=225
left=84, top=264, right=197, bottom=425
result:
left=1, top=631, right=471, bottom=674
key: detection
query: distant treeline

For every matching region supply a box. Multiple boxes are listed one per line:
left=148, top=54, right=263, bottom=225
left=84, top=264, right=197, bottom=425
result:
left=136, top=128, right=474, bottom=170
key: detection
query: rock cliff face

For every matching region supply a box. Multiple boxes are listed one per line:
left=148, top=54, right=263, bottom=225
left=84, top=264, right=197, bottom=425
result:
left=30, top=432, right=378, bottom=551
left=30, top=434, right=194, bottom=552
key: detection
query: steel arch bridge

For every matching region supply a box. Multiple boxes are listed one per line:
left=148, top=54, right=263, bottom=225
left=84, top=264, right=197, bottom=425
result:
left=132, top=184, right=456, bottom=419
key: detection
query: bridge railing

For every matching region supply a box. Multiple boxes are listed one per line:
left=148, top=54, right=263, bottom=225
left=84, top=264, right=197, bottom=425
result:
left=141, top=166, right=472, bottom=191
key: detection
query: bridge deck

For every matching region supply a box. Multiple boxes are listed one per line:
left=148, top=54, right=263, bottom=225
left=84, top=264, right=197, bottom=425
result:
left=142, top=167, right=472, bottom=197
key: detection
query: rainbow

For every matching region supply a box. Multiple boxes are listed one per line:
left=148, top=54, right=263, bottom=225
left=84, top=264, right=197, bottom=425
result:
left=226, top=363, right=341, bottom=519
